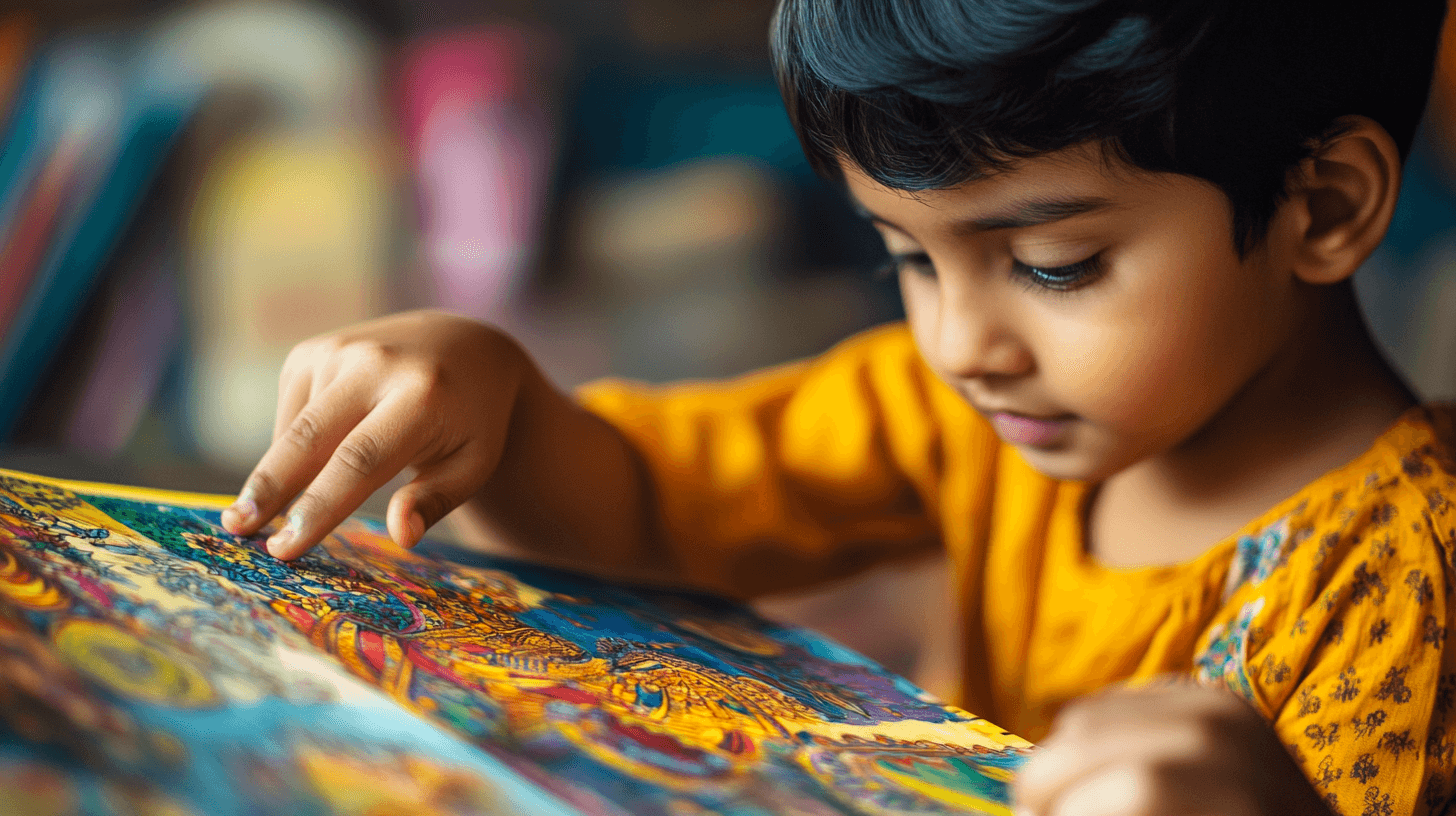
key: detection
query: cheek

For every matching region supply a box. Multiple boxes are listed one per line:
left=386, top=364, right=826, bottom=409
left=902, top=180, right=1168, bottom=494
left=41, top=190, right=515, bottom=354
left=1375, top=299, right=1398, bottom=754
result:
left=1051, top=316, right=1220, bottom=427
left=1042, top=250, right=1275, bottom=433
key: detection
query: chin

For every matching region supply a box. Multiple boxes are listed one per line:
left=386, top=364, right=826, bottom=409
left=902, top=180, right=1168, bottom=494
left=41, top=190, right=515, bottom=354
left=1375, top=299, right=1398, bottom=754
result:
left=1011, top=444, right=1122, bottom=484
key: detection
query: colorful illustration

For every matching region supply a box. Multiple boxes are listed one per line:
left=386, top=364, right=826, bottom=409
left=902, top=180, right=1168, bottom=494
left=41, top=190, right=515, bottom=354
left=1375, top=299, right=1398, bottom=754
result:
left=0, top=469, right=1031, bottom=815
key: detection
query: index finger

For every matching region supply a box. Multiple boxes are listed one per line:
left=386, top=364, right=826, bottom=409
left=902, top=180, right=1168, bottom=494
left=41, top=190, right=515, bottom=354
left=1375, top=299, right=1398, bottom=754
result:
left=263, top=392, right=423, bottom=560
left=220, top=379, right=372, bottom=538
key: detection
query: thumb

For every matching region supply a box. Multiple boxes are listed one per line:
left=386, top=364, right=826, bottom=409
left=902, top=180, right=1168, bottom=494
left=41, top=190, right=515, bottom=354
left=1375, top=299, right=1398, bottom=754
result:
left=385, top=458, right=486, bottom=549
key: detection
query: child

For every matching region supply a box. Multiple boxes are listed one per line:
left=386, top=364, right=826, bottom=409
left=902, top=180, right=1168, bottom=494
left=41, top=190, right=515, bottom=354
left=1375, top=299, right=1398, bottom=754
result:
left=221, top=0, right=1453, bottom=813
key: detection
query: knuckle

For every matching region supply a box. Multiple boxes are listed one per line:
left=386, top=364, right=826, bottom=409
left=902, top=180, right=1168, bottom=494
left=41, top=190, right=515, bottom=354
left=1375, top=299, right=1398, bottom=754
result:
left=283, top=411, right=329, bottom=452
left=342, top=339, right=396, bottom=370
left=280, top=348, right=317, bottom=386
left=333, top=433, right=387, bottom=478
left=286, top=336, right=332, bottom=369
left=392, top=362, right=437, bottom=395
left=313, top=332, right=349, bottom=354
left=284, top=337, right=318, bottom=365
left=279, top=351, right=301, bottom=381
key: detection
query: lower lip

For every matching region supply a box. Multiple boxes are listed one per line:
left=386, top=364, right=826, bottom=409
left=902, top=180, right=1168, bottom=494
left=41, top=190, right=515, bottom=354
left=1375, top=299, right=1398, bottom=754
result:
left=988, top=412, right=1072, bottom=447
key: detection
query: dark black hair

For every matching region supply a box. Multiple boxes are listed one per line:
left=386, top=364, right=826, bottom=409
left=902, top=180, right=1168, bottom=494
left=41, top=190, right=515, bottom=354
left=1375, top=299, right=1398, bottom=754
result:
left=772, top=0, right=1448, bottom=252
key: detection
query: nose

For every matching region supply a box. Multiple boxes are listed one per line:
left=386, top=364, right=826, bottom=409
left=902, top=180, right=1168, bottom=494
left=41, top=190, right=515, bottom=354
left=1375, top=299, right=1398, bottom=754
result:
left=926, top=283, right=1033, bottom=381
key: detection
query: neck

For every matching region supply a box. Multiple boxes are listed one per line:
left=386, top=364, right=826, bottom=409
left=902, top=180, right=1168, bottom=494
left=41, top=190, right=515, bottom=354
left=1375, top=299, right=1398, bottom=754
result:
left=1091, top=282, right=1415, bottom=565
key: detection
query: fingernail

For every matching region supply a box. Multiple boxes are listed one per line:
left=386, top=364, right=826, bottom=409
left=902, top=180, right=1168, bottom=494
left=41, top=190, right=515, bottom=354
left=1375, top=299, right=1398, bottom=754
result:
left=223, top=499, right=258, bottom=532
left=266, top=525, right=295, bottom=558
left=407, top=512, right=425, bottom=547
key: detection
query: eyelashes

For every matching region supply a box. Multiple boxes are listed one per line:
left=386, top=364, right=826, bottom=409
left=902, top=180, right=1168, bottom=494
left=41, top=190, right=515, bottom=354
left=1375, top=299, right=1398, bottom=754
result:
left=875, top=252, right=1105, bottom=293
left=1011, top=255, right=1105, bottom=292
left=873, top=253, right=929, bottom=280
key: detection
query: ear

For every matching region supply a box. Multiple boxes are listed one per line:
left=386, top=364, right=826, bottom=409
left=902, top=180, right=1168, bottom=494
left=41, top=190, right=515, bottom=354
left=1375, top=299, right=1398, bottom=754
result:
left=1273, top=116, right=1402, bottom=285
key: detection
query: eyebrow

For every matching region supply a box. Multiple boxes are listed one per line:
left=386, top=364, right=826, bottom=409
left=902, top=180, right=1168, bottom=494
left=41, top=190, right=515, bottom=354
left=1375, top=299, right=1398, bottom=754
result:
left=854, top=195, right=1114, bottom=234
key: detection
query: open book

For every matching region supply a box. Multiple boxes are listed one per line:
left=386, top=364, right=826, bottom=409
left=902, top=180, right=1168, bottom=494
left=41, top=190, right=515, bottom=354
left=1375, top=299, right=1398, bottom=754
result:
left=0, top=469, right=1029, bottom=815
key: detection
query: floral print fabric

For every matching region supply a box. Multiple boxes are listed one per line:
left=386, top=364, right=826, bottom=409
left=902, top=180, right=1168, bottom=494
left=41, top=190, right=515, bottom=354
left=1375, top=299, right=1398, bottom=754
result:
left=1188, top=410, right=1456, bottom=814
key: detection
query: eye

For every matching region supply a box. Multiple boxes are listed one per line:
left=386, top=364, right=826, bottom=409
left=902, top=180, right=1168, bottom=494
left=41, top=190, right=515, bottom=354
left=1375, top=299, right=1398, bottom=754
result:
left=877, top=252, right=935, bottom=280
left=1011, top=254, right=1104, bottom=292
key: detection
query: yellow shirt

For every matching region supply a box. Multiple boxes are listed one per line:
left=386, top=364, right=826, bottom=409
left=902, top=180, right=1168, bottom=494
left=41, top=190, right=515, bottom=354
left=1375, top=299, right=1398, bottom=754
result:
left=579, top=322, right=1456, bottom=815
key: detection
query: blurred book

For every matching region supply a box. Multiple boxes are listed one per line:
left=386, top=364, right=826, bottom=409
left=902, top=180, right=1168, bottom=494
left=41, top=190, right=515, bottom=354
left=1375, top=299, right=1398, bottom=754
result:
left=61, top=238, right=183, bottom=455
left=0, top=26, right=43, bottom=249
left=12, top=172, right=185, bottom=457
left=0, top=140, right=83, bottom=344
left=0, top=15, right=31, bottom=131
left=399, top=26, right=557, bottom=320
left=0, top=30, right=199, bottom=443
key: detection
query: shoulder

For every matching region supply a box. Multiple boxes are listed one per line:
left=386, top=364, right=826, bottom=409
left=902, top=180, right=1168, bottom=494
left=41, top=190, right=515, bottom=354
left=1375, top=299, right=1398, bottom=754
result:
left=1288, top=404, right=1456, bottom=617
left=1227, top=404, right=1456, bottom=614
left=1202, top=404, right=1456, bottom=714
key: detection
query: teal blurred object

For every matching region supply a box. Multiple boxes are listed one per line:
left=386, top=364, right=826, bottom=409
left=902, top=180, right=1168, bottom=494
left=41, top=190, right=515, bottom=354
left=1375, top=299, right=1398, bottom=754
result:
left=1354, top=125, right=1456, bottom=400
left=0, top=31, right=199, bottom=442
left=553, top=59, right=885, bottom=274
left=564, top=65, right=807, bottom=175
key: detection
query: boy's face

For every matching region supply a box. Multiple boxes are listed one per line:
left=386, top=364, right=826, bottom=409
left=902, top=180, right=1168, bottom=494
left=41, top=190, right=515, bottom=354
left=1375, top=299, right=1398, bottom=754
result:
left=844, top=145, right=1300, bottom=482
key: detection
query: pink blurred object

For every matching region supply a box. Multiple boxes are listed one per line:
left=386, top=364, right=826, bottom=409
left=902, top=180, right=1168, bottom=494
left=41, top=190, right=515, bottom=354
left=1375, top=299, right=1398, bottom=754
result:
left=399, top=28, right=556, bottom=320
left=63, top=247, right=181, bottom=455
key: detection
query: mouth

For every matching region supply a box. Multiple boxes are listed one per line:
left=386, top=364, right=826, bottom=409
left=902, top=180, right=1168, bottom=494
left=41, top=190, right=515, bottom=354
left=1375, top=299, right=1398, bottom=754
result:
left=979, top=408, right=1075, bottom=448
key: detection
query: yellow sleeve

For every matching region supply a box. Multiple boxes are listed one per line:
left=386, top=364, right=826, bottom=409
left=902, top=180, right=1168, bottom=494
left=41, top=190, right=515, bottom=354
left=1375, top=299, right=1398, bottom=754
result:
left=1242, top=512, right=1456, bottom=815
left=576, top=323, right=985, bottom=599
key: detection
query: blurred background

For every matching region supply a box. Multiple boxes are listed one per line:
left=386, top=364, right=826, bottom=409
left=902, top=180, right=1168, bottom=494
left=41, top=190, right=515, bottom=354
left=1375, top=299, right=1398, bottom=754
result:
left=0, top=0, right=1452, bottom=699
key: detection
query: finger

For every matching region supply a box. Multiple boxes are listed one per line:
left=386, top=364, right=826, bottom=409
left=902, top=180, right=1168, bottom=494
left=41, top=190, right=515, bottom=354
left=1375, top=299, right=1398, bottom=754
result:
left=265, top=393, right=426, bottom=559
left=384, top=447, right=489, bottom=549
left=222, top=378, right=375, bottom=537
left=273, top=361, right=315, bottom=443
left=1013, top=718, right=1206, bottom=813
left=1044, top=762, right=1234, bottom=816
left=1015, top=740, right=1104, bottom=815
left=1044, top=764, right=1159, bottom=816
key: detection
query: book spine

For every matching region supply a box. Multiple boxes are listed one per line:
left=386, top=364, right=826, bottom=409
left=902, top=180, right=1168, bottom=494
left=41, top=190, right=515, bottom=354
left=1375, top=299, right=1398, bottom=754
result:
left=0, top=101, right=192, bottom=439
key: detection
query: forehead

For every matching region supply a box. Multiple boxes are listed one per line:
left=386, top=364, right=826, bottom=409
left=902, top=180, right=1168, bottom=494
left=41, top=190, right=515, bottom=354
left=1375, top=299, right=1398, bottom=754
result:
left=840, top=144, right=1176, bottom=234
